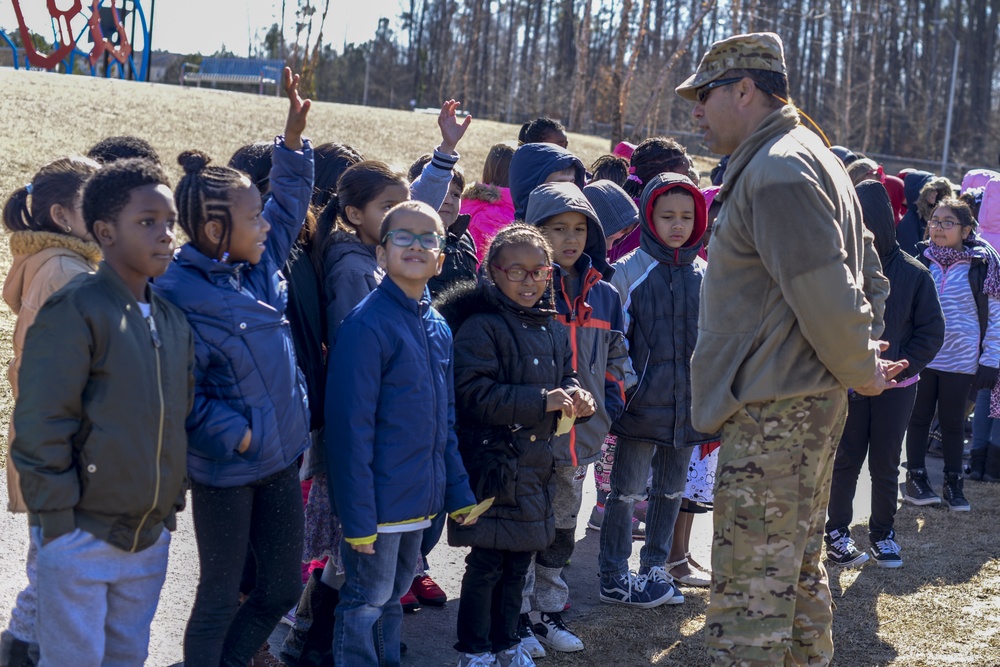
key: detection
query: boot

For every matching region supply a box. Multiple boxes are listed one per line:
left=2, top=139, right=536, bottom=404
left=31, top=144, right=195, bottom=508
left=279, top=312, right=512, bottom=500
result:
left=983, top=444, right=1000, bottom=483
left=967, top=449, right=986, bottom=481
left=0, top=631, right=38, bottom=667
left=281, top=568, right=338, bottom=667
left=943, top=472, right=971, bottom=512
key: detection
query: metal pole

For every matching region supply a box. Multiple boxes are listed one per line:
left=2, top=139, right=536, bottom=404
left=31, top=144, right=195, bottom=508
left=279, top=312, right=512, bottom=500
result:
left=941, top=39, right=959, bottom=177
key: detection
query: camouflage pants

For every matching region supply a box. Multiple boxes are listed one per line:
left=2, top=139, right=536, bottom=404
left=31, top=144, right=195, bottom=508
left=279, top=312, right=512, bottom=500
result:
left=705, top=389, right=848, bottom=667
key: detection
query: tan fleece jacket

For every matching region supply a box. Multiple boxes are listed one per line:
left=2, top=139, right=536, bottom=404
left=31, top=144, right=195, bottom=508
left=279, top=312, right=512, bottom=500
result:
left=3, top=231, right=100, bottom=513
left=690, top=106, right=887, bottom=434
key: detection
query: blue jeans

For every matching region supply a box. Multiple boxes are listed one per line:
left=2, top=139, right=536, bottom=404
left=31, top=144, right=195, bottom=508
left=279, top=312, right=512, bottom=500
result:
left=598, top=437, right=692, bottom=576
left=334, top=530, right=422, bottom=667
left=33, top=527, right=170, bottom=667
left=972, top=388, right=995, bottom=459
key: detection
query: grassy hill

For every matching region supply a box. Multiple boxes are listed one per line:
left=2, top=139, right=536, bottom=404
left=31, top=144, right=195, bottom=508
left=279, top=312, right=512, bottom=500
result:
left=0, top=68, right=716, bottom=460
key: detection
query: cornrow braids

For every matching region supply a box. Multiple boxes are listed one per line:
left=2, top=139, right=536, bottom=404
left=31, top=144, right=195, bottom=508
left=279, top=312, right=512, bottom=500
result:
left=627, top=137, right=691, bottom=199
left=82, top=158, right=171, bottom=239
left=590, top=154, right=630, bottom=188
left=175, top=150, right=251, bottom=260
left=3, top=156, right=99, bottom=234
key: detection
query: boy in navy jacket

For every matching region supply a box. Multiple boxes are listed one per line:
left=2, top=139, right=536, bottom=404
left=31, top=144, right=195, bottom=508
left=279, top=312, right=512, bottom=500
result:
left=326, top=201, right=476, bottom=667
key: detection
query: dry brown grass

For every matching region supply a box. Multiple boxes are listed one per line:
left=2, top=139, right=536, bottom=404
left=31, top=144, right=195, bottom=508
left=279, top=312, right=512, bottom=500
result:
left=539, top=483, right=1000, bottom=667
left=0, top=69, right=716, bottom=464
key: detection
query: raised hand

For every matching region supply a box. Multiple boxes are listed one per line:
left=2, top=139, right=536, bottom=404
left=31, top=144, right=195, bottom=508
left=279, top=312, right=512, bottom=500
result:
left=283, top=67, right=311, bottom=151
left=438, top=99, right=472, bottom=155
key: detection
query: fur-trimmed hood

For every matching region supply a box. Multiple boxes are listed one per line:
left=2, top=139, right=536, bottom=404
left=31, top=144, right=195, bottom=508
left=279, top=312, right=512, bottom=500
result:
left=918, top=177, right=957, bottom=222
left=433, top=279, right=555, bottom=335
left=4, top=231, right=101, bottom=314
left=463, top=182, right=505, bottom=204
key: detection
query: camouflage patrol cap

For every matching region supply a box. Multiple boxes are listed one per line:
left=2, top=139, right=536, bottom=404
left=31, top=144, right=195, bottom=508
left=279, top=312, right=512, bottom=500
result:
left=675, top=32, right=786, bottom=102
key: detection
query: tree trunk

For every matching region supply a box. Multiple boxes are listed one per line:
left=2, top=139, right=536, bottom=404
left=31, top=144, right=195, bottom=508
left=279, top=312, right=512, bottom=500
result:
left=627, top=0, right=716, bottom=142
left=568, top=0, right=593, bottom=129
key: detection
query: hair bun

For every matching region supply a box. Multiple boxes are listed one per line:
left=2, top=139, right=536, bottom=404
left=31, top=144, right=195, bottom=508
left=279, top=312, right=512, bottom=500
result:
left=178, top=150, right=212, bottom=175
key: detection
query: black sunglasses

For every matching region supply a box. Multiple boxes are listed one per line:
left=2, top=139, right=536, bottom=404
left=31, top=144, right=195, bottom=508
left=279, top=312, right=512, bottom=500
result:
left=696, top=77, right=745, bottom=104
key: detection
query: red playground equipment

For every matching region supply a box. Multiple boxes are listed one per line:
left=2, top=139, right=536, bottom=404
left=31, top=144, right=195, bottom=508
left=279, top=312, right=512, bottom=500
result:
left=2, top=0, right=156, bottom=80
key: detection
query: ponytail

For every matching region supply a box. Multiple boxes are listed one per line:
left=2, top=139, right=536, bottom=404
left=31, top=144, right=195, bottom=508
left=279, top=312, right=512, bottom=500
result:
left=3, top=156, right=99, bottom=234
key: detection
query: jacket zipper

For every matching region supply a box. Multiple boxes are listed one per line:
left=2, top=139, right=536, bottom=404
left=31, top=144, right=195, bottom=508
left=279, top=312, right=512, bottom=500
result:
left=419, top=312, right=437, bottom=522
left=132, top=311, right=165, bottom=553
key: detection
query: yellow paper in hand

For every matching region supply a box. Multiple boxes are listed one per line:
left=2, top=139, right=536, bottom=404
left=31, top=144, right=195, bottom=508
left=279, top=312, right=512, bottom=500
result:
left=555, top=411, right=575, bottom=436
left=464, top=497, right=495, bottom=524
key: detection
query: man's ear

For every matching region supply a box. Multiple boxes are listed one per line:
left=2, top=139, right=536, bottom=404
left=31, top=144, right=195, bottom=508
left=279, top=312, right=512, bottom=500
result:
left=93, top=219, right=114, bottom=246
left=376, top=243, right=388, bottom=269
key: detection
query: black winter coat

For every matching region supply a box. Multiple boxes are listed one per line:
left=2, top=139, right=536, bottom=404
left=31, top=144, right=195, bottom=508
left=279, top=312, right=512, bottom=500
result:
left=895, top=170, right=934, bottom=258
left=438, top=282, right=578, bottom=552
left=856, top=181, right=944, bottom=379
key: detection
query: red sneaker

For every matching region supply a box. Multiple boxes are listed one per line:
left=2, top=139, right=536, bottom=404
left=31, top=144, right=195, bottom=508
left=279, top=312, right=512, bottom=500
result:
left=400, top=587, right=421, bottom=612
left=410, top=575, right=448, bottom=606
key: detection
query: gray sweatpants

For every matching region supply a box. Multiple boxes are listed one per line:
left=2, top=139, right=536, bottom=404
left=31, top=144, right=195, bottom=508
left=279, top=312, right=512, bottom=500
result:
left=33, top=526, right=170, bottom=667
left=521, top=465, right=586, bottom=613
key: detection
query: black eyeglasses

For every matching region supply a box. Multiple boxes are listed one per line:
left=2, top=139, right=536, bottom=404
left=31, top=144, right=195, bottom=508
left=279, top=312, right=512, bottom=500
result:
left=927, top=219, right=961, bottom=230
left=696, top=77, right=744, bottom=104
left=381, top=229, right=445, bottom=250
left=490, top=264, right=553, bottom=282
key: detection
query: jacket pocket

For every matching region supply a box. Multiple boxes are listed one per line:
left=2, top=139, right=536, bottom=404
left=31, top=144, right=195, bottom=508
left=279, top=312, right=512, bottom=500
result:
left=467, top=436, right=520, bottom=507
left=238, top=407, right=264, bottom=462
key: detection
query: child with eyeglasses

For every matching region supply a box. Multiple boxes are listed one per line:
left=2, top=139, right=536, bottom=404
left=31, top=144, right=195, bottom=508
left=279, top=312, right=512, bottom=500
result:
left=435, top=223, right=594, bottom=667
left=326, top=200, right=478, bottom=666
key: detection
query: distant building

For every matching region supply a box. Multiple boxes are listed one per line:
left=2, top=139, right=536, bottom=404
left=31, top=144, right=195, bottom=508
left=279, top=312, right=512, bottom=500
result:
left=149, top=50, right=182, bottom=82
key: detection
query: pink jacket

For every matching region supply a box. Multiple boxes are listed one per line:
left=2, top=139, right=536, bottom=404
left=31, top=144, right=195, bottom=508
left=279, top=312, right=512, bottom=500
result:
left=460, top=184, right=516, bottom=264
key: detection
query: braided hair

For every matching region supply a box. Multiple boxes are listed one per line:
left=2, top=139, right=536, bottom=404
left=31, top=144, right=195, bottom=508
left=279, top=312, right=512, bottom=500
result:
left=174, top=150, right=252, bottom=260
left=625, top=137, right=691, bottom=198
left=518, top=117, right=567, bottom=147
left=3, top=156, right=99, bottom=234
left=589, top=154, right=630, bottom=188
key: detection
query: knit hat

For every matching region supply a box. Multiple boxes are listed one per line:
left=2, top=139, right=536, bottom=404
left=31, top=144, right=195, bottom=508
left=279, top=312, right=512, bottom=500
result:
left=583, top=180, right=639, bottom=238
left=613, top=141, right=637, bottom=161
left=676, top=32, right=786, bottom=102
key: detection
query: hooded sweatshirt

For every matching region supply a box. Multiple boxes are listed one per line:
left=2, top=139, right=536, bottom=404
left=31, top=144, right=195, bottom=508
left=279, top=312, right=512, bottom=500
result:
left=856, top=181, right=944, bottom=379
left=895, top=170, right=934, bottom=256
left=609, top=173, right=718, bottom=448
left=524, top=182, right=627, bottom=465
left=3, top=231, right=101, bottom=513
left=508, top=143, right=586, bottom=220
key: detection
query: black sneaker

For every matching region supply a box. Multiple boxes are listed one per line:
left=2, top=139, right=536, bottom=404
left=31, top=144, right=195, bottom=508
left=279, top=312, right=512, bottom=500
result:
left=824, top=527, right=869, bottom=567
left=869, top=532, right=903, bottom=568
left=903, top=468, right=941, bottom=506
left=943, top=472, right=971, bottom=511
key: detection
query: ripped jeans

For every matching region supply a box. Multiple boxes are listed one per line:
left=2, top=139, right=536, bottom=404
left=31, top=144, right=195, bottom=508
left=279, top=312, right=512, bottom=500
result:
left=598, top=437, right=693, bottom=576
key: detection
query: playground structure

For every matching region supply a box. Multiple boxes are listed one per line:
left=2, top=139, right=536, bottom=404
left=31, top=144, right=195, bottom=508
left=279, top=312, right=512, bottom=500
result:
left=0, top=0, right=155, bottom=80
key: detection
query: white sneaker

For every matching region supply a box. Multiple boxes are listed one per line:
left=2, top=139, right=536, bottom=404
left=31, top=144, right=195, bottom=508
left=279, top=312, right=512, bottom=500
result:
left=529, top=611, right=584, bottom=652
left=495, top=643, right=536, bottom=667
left=458, top=651, right=496, bottom=667
left=516, top=613, right=546, bottom=658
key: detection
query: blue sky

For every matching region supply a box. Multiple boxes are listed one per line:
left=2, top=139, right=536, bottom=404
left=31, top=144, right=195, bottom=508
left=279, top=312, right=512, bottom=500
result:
left=0, top=0, right=402, bottom=56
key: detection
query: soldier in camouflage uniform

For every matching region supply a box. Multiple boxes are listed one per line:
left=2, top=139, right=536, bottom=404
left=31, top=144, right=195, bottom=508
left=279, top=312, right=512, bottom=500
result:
left=675, top=33, right=905, bottom=666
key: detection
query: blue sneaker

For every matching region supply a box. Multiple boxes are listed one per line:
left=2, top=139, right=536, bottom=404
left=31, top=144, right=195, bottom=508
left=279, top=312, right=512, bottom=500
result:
left=599, top=570, right=674, bottom=608
left=638, top=565, right=684, bottom=605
